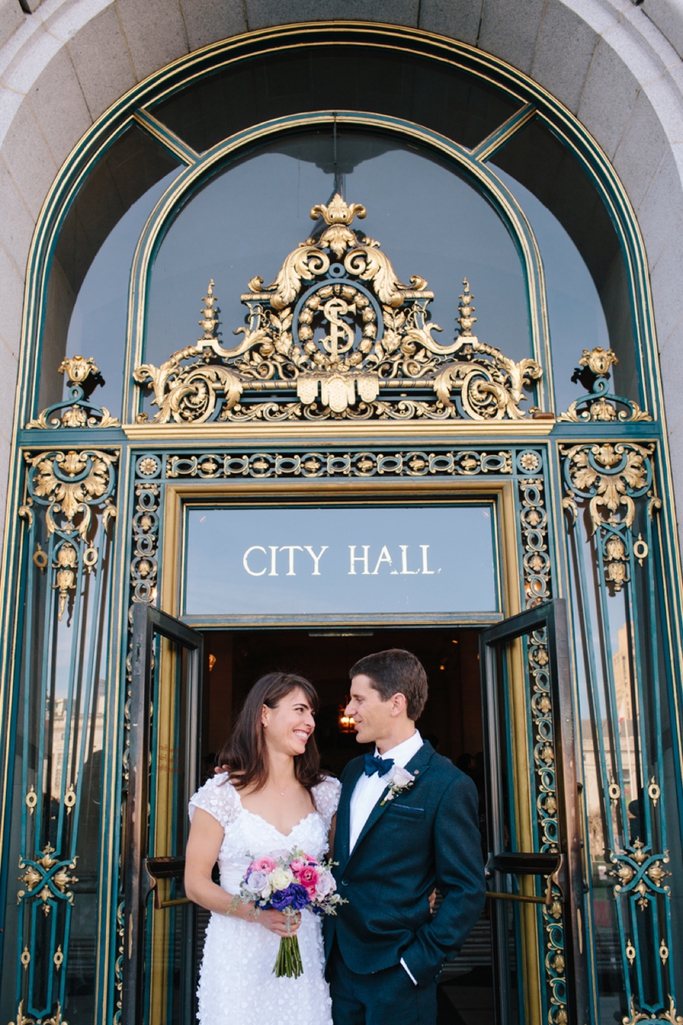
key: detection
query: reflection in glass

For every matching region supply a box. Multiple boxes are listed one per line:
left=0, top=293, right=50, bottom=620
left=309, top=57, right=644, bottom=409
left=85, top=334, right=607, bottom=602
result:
left=61, top=167, right=181, bottom=419
left=152, top=45, right=521, bottom=155
left=0, top=507, right=113, bottom=1025
left=145, top=132, right=531, bottom=389
left=492, top=165, right=610, bottom=413
left=566, top=492, right=683, bottom=1020
left=39, top=125, right=182, bottom=415
left=492, top=117, right=639, bottom=403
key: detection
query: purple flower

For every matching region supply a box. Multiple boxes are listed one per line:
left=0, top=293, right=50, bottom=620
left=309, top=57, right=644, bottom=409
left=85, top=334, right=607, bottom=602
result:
left=268, top=883, right=310, bottom=911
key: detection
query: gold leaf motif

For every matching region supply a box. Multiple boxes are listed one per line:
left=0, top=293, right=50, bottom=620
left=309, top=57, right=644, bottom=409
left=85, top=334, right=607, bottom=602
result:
left=561, top=442, right=653, bottom=590
left=622, top=995, right=683, bottom=1025
left=25, top=354, right=120, bottom=430
left=133, top=199, right=544, bottom=424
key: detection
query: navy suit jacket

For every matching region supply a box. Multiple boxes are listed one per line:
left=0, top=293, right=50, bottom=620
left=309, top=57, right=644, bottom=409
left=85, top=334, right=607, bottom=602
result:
left=324, top=742, right=486, bottom=987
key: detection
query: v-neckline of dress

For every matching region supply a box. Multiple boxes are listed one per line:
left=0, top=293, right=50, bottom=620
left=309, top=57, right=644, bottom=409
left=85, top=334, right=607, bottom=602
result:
left=233, top=784, right=318, bottom=839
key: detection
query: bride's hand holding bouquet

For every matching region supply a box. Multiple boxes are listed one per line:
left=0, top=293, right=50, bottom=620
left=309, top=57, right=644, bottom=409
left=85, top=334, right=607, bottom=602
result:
left=239, top=849, right=345, bottom=978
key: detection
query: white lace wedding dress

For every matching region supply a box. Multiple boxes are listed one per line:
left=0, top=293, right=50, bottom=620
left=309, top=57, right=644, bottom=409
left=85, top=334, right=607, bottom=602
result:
left=188, top=774, right=341, bottom=1025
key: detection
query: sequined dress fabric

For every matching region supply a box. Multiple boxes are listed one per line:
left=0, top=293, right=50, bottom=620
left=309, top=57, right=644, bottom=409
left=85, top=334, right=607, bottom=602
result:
left=188, top=775, right=341, bottom=1025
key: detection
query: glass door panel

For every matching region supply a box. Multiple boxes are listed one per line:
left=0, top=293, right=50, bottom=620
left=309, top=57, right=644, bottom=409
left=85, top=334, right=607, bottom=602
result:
left=122, top=605, right=203, bottom=1025
left=480, top=600, right=589, bottom=1025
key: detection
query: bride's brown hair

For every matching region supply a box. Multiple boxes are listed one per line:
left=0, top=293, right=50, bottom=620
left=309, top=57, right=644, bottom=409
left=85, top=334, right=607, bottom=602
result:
left=217, top=672, right=323, bottom=792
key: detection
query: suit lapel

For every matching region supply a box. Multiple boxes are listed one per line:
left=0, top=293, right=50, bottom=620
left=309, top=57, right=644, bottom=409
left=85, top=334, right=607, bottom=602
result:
left=335, top=758, right=365, bottom=874
left=346, top=741, right=436, bottom=865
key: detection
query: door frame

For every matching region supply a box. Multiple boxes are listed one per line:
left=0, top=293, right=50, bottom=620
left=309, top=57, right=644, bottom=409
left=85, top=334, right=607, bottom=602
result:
left=481, top=599, right=588, bottom=1025
left=121, top=604, right=204, bottom=1025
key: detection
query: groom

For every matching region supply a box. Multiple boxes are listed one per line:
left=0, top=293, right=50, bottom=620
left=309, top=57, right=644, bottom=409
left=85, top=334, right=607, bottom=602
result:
left=325, top=649, right=485, bottom=1025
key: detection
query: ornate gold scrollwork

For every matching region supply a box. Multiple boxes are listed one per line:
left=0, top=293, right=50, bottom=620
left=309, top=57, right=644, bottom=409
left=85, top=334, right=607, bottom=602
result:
left=559, top=347, right=651, bottom=423
left=22, top=449, right=118, bottom=620
left=17, top=844, right=78, bottom=917
left=134, top=197, right=542, bottom=423
left=609, top=839, right=671, bottom=910
left=26, top=355, right=120, bottom=430
left=9, top=1001, right=68, bottom=1025
left=622, top=996, right=683, bottom=1025
left=25, top=449, right=118, bottom=540
left=560, top=442, right=654, bottom=592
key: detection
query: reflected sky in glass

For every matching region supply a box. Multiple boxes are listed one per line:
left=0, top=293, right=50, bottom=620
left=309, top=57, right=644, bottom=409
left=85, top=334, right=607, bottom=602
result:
left=145, top=133, right=531, bottom=374
left=63, top=167, right=182, bottom=416
left=184, top=505, right=498, bottom=616
left=492, top=164, right=610, bottom=412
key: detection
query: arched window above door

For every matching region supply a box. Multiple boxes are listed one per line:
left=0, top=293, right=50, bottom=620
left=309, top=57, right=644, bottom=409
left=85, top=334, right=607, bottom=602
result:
left=30, top=27, right=654, bottom=430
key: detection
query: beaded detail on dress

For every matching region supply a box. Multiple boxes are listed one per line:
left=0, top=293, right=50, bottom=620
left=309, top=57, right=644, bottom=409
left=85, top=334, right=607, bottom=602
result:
left=188, top=774, right=341, bottom=1025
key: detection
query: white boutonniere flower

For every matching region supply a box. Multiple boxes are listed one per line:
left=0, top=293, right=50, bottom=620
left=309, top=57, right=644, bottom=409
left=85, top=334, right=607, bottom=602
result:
left=380, top=765, right=416, bottom=805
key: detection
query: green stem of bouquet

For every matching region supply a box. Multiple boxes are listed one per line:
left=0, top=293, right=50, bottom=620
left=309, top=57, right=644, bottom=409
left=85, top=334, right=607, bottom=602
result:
left=273, top=936, right=304, bottom=979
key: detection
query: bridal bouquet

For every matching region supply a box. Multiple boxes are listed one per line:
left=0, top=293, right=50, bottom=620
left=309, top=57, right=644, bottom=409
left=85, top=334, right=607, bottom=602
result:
left=239, top=848, right=345, bottom=978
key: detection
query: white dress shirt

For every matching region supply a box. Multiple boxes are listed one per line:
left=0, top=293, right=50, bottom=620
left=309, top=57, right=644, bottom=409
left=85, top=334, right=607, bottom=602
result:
left=348, top=730, right=424, bottom=987
left=348, top=729, right=424, bottom=851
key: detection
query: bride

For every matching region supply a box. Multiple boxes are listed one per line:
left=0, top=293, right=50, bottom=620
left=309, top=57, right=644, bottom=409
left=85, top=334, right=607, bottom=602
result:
left=185, top=671, right=341, bottom=1025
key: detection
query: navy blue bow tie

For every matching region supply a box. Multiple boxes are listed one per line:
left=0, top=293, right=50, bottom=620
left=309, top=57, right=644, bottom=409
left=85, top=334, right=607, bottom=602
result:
left=364, top=753, right=395, bottom=777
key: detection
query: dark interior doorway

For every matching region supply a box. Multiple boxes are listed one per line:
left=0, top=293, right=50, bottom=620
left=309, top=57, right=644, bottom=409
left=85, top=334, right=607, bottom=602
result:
left=198, top=626, right=495, bottom=1025
left=200, top=627, right=483, bottom=777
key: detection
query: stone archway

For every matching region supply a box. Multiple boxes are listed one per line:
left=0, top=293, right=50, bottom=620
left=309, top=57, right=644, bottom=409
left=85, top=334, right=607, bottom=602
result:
left=1, top=0, right=683, bottom=545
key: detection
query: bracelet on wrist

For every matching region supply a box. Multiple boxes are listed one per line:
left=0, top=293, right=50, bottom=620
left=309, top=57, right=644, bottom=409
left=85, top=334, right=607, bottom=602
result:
left=225, top=895, right=242, bottom=918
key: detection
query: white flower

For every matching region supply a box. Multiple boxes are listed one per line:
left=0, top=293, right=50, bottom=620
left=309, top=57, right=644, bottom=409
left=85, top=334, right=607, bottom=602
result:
left=384, top=765, right=415, bottom=787
left=380, top=765, right=416, bottom=805
left=315, top=871, right=336, bottom=898
left=271, top=867, right=294, bottom=891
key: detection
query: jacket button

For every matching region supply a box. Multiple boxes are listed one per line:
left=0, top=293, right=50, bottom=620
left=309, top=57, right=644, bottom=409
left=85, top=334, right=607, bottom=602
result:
left=341, top=879, right=349, bottom=886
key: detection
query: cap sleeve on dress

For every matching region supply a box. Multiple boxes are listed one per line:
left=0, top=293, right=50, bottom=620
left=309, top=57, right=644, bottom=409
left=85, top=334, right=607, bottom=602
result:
left=313, top=776, right=342, bottom=831
left=188, top=775, right=240, bottom=830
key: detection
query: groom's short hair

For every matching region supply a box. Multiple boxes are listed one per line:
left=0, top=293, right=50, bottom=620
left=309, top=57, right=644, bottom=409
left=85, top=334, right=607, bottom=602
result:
left=349, top=649, right=428, bottom=721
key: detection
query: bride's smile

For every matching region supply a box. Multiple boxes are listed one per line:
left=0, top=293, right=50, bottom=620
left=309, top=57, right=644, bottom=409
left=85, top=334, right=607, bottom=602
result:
left=262, top=688, right=316, bottom=758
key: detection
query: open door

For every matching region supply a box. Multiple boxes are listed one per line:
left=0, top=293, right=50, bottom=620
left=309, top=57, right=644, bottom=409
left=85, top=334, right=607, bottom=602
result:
left=480, top=599, right=589, bottom=1025
left=122, top=605, right=204, bottom=1025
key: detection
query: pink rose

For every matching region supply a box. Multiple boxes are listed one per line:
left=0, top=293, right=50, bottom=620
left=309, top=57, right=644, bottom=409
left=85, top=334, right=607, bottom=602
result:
left=290, top=859, right=306, bottom=875
left=297, top=865, right=320, bottom=890
left=249, top=856, right=276, bottom=874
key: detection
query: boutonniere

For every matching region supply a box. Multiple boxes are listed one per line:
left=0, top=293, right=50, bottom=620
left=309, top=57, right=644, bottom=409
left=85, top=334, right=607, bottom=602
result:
left=380, top=765, right=416, bottom=805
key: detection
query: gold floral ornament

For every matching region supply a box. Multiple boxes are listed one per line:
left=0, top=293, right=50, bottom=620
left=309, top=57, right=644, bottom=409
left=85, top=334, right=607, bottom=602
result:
left=26, top=355, right=120, bottom=430
left=17, top=842, right=78, bottom=917
left=134, top=196, right=543, bottom=423
left=25, top=449, right=117, bottom=541
left=622, top=996, right=683, bottom=1025
left=560, top=441, right=654, bottom=591
left=558, top=347, right=651, bottom=423
left=9, top=1001, right=68, bottom=1025
left=609, top=839, right=671, bottom=910
left=22, top=448, right=118, bottom=620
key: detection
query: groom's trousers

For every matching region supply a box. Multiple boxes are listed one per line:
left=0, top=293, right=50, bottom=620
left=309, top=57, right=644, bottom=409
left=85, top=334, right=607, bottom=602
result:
left=328, top=944, right=437, bottom=1025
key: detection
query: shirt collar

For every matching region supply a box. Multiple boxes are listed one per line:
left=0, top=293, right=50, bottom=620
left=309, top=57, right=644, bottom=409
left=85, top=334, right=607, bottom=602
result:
left=374, top=730, right=422, bottom=768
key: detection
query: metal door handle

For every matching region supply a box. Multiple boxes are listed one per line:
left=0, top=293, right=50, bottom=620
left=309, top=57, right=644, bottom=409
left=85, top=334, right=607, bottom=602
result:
left=145, top=856, right=190, bottom=909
